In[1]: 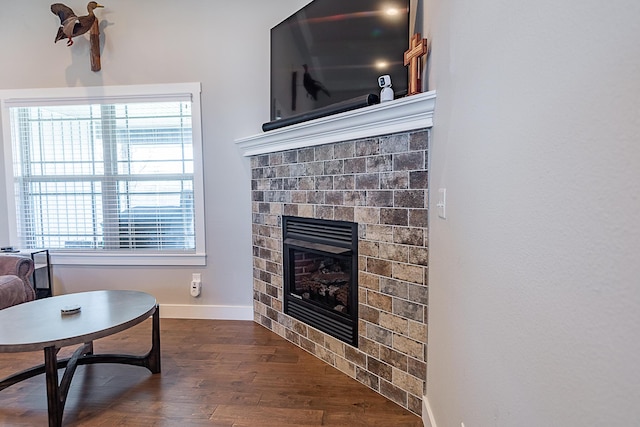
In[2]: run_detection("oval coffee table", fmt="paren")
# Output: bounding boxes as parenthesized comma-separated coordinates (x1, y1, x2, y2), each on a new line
(0, 290, 161, 427)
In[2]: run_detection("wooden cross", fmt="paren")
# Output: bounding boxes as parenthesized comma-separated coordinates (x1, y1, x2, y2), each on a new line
(404, 33, 428, 95)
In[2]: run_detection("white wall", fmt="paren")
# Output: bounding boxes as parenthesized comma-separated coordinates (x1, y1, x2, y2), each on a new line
(424, 0, 640, 425)
(0, 0, 310, 316)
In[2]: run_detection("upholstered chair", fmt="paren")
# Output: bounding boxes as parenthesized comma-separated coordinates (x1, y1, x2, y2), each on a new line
(0, 255, 36, 310)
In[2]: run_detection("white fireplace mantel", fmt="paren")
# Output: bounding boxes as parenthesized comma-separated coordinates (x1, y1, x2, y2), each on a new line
(235, 91, 436, 157)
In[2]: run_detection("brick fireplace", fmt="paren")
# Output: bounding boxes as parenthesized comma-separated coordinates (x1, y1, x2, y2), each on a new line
(248, 125, 430, 416)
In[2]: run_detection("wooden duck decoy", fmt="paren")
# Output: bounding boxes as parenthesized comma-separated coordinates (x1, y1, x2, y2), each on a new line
(51, 2, 104, 46)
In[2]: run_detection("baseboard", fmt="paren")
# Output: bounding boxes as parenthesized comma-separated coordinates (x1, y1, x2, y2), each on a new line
(422, 394, 437, 427)
(159, 304, 253, 320)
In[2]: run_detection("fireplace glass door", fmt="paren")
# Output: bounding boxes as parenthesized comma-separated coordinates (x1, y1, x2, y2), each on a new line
(282, 216, 358, 346)
(290, 248, 352, 316)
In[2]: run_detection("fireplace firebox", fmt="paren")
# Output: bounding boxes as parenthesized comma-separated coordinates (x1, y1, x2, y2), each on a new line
(282, 216, 358, 346)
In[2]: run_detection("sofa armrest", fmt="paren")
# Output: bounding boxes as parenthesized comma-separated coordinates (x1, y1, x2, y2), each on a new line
(0, 255, 35, 288)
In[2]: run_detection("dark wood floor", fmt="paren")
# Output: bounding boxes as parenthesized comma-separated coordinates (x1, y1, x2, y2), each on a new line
(0, 319, 422, 426)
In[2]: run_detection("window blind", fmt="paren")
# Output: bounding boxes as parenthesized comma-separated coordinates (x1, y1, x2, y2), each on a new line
(8, 99, 196, 252)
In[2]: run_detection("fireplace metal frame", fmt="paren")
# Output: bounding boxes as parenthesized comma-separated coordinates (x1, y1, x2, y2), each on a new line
(282, 216, 358, 346)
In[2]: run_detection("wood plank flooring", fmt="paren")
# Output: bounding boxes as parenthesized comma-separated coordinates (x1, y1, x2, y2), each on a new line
(0, 319, 422, 426)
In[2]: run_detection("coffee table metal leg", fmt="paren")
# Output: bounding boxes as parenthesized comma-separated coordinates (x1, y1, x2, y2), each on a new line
(44, 342, 93, 427)
(147, 304, 161, 374)
(44, 346, 62, 427)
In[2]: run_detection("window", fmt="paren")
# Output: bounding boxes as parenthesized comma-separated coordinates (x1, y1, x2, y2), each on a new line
(1, 83, 205, 265)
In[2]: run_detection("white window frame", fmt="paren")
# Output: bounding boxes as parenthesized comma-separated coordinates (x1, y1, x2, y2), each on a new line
(1, 82, 206, 266)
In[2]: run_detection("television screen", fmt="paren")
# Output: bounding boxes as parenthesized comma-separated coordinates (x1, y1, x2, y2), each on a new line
(269, 0, 410, 123)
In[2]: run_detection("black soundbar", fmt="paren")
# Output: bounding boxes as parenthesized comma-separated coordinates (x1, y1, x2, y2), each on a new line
(262, 93, 380, 132)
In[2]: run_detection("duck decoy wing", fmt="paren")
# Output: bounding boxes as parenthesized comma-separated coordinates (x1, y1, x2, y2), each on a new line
(51, 3, 76, 23)
(54, 27, 66, 43)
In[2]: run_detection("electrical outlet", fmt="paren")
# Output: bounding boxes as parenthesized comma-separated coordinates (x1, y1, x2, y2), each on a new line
(190, 273, 201, 297)
(190, 281, 201, 297)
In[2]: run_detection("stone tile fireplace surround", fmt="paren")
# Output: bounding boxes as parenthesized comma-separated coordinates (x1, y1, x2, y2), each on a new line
(236, 92, 435, 416)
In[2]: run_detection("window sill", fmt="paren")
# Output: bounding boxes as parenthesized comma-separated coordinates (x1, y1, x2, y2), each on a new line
(50, 252, 206, 266)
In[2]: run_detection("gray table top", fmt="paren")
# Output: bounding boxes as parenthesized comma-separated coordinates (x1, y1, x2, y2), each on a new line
(0, 290, 157, 353)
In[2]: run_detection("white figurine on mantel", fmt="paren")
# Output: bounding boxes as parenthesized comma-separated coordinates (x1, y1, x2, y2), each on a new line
(378, 74, 394, 102)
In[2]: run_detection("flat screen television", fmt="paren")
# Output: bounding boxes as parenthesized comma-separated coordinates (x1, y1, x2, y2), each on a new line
(267, 0, 410, 129)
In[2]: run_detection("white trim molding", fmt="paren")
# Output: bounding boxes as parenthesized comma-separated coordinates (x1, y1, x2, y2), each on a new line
(422, 394, 438, 427)
(235, 91, 436, 156)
